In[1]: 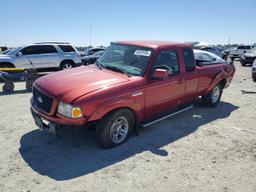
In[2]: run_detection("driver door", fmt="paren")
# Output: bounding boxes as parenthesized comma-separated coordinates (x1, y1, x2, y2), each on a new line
(15, 45, 41, 69)
(145, 49, 185, 118)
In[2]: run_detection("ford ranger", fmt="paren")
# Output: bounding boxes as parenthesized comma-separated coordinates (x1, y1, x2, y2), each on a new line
(30, 41, 235, 148)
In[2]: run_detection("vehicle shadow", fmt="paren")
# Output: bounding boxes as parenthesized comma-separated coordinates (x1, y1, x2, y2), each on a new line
(19, 101, 238, 181)
(0, 89, 31, 96)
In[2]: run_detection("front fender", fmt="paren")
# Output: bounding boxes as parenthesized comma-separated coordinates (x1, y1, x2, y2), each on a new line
(204, 70, 227, 95)
(0, 57, 12, 63)
(88, 96, 144, 123)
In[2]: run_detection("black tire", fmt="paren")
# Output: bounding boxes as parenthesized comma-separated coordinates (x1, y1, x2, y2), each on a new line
(95, 109, 135, 148)
(60, 61, 74, 70)
(241, 61, 246, 66)
(2, 82, 14, 93)
(202, 84, 223, 107)
(25, 80, 34, 91)
(252, 74, 256, 82)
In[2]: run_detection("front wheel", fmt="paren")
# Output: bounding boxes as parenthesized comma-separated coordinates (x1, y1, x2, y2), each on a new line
(60, 61, 74, 70)
(95, 109, 135, 148)
(202, 84, 223, 107)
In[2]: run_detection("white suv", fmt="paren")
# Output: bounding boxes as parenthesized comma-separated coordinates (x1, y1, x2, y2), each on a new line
(0, 42, 82, 70)
(229, 45, 254, 61)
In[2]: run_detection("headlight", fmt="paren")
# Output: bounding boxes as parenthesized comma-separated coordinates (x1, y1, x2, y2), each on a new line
(57, 101, 82, 118)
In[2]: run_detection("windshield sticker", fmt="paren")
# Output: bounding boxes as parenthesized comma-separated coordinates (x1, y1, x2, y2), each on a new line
(134, 50, 151, 57)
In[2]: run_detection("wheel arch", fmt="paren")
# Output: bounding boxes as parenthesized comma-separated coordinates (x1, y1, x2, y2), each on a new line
(203, 71, 227, 95)
(60, 59, 75, 66)
(0, 62, 15, 68)
(87, 98, 143, 124)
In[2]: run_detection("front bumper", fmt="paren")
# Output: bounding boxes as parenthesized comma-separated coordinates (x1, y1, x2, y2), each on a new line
(31, 98, 88, 126)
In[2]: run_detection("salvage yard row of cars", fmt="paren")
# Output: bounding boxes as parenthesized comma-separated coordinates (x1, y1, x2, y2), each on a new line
(2, 40, 256, 148)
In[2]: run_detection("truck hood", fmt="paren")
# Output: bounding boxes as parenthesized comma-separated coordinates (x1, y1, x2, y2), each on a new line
(35, 65, 130, 103)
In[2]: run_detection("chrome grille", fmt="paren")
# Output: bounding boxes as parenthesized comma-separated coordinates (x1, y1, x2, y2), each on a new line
(33, 87, 53, 113)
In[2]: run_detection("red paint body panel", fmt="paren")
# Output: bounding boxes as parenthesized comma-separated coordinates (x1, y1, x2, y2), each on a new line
(30, 41, 235, 126)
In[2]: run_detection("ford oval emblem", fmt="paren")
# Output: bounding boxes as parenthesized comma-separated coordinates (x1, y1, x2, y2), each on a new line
(37, 97, 43, 103)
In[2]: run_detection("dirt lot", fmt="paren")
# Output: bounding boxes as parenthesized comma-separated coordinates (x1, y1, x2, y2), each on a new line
(0, 61, 255, 192)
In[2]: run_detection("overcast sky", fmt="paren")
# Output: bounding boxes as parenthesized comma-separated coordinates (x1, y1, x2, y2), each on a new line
(1, 0, 255, 47)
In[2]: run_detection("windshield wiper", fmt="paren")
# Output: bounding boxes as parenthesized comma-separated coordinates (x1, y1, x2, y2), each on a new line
(95, 61, 102, 70)
(104, 65, 131, 77)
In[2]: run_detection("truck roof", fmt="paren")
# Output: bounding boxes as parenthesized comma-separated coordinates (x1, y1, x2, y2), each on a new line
(115, 40, 190, 49)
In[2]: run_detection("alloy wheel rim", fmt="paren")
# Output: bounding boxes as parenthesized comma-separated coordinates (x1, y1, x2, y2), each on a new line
(110, 116, 129, 144)
(211, 86, 220, 103)
(63, 64, 73, 69)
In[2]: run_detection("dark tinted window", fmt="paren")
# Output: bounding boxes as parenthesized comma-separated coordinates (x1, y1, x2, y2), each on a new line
(183, 48, 196, 71)
(39, 45, 58, 54)
(237, 46, 251, 49)
(58, 45, 75, 52)
(153, 50, 180, 75)
(21, 45, 57, 55)
(21, 46, 40, 55)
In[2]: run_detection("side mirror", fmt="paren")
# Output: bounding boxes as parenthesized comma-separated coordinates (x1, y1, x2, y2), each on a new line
(151, 68, 168, 80)
(16, 52, 23, 56)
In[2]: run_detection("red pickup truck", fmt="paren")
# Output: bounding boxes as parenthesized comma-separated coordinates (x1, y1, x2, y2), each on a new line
(30, 41, 235, 148)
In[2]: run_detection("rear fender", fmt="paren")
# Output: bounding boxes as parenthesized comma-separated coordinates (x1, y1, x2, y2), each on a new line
(203, 70, 227, 95)
(88, 96, 144, 123)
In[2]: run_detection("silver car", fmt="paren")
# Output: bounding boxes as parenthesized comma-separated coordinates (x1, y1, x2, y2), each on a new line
(0, 42, 82, 70)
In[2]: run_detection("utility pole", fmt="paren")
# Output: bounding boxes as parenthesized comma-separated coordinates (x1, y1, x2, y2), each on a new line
(89, 24, 92, 47)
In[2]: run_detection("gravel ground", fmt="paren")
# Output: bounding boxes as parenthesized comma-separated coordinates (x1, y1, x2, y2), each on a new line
(0, 61, 255, 192)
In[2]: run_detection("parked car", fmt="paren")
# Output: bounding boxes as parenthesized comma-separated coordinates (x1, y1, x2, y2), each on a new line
(82, 50, 104, 65)
(240, 47, 256, 66)
(30, 40, 235, 148)
(198, 46, 223, 59)
(1, 49, 14, 55)
(82, 47, 105, 57)
(0, 42, 82, 70)
(229, 45, 253, 61)
(252, 60, 256, 82)
(194, 49, 228, 65)
(0, 46, 8, 53)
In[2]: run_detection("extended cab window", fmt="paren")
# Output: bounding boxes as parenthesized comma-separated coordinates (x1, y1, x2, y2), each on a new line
(153, 50, 179, 75)
(183, 48, 196, 71)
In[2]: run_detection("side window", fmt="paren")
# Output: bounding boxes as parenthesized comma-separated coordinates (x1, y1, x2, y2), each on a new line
(183, 48, 196, 71)
(39, 45, 58, 54)
(58, 45, 75, 52)
(21, 46, 39, 55)
(153, 49, 179, 75)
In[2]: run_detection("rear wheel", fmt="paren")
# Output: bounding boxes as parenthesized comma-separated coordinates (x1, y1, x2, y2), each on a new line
(95, 109, 135, 148)
(202, 84, 223, 107)
(252, 74, 256, 82)
(60, 61, 74, 70)
(2, 82, 14, 93)
(240, 61, 246, 66)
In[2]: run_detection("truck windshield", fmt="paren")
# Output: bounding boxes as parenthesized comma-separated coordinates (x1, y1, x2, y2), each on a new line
(98, 43, 153, 76)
